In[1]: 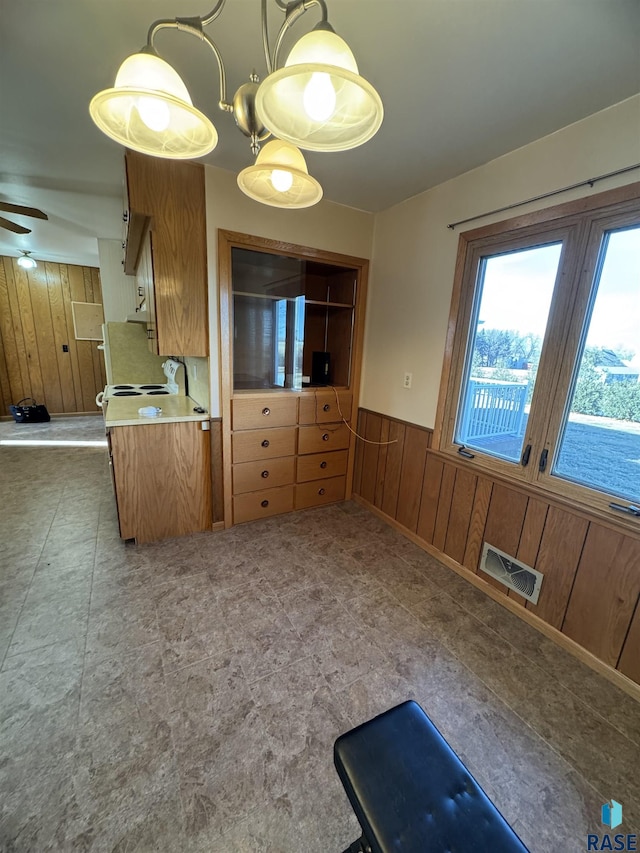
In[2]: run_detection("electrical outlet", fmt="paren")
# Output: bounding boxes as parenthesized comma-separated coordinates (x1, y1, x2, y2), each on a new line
(403, 372, 412, 389)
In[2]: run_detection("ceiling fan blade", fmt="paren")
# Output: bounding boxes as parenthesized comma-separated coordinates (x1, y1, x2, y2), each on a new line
(0, 216, 31, 234)
(0, 202, 48, 220)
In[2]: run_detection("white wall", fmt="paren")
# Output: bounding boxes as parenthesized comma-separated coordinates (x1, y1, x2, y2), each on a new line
(204, 165, 375, 416)
(362, 94, 640, 428)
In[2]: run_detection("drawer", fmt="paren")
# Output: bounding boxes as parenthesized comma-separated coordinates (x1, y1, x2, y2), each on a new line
(233, 456, 295, 494)
(295, 476, 346, 510)
(234, 485, 294, 524)
(296, 450, 348, 483)
(232, 427, 297, 463)
(298, 423, 350, 455)
(298, 392, 352, 425)
(232, 396, 298, 430)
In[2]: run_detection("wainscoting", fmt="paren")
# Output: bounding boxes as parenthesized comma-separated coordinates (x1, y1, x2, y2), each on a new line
(352, 408, 640, 693)
(0, 256, 106, 416)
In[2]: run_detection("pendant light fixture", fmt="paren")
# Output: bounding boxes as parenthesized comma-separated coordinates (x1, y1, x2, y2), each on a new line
(17, 251, 37, 270)
(255, 22, 383, 152)
(90, 48, 218, 159)
(237, 140, 322, 208)
(89, 0, 383, 207)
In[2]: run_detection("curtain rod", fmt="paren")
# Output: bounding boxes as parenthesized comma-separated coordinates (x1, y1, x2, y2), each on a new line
(446, 162, 640, 230)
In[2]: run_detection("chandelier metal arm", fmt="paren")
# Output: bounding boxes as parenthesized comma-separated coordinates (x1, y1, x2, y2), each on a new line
(262, 0, 273, 74)
(272, 0, 328, 69)
(147, 15, 232, 111)
(201, 0, 227, 27)
(274, 0, 326, 16)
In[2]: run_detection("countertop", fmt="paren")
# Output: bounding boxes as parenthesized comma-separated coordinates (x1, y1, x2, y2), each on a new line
(105, 395, 208, 428)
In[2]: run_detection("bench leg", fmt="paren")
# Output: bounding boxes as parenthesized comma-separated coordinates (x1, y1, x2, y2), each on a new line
(341, 837, 372, 853)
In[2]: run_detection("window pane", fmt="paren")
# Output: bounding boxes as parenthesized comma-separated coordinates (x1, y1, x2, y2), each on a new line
(455, 243, 562, 462)
(554, 225, 640, 502)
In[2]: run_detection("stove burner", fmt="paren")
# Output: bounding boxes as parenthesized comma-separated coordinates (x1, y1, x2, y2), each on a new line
(147, 390, 169, 395)
(113, 390, 142, 396)
(139, 385, 165, 390)
(114, 384, 134, 390)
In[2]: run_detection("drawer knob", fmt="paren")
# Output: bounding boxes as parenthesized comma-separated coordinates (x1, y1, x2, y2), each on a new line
(320, 461, 327, 469)
(323, 403, 330, 412)
(318, 488, 326, 496)
(262, 407, 270, 416)
(261, 439, 270, 447)
(261, 499, 269, 507)
(261, 470, 269, 478)
(322, 433, 329, 441)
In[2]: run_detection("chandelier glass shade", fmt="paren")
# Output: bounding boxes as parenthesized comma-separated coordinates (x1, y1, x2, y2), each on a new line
(237, 140, 322, 208)
(255, 27, 383, 152)
(89, 52, 218, 159)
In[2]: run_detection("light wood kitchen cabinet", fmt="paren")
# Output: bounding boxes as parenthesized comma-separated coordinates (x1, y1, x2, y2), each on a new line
(219, 231, 368, 528)
(123, 150, 208, 356)
(109, 420, 212, 544)
(227, 391, 356, 524)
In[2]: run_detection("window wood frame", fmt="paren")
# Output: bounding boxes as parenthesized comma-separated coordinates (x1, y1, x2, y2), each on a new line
(434, 181, 640, 531)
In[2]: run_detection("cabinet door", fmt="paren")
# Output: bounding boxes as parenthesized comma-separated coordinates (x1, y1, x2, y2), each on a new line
(135, 228, 157, 354)
(110, 421, 212, 543)
(232, 396, 298, 430)
(298, 423, 350, 455)
(298, 392, 351, 424)
(232, 427, 297, 463)
(295, 476, 346, 509)
(125, 151, 208, 356)
(233, 456, 295, 494)
(296, 450, 348, 482)
(233, 485, 295, 524)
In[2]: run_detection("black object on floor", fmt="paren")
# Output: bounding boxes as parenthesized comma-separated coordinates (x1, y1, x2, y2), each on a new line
(334, 700, 530, 853)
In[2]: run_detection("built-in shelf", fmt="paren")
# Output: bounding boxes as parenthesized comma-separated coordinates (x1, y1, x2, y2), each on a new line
(305, 300, 354, 308)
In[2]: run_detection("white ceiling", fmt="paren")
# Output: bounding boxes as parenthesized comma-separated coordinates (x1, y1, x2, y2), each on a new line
(1, 0, 639, 266)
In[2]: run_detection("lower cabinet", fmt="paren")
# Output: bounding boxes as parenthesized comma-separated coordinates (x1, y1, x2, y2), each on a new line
(228, 392, 353, 525)
(109, 420, 212, 544)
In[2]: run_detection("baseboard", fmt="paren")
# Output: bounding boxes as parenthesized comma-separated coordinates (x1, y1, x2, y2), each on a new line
(353, 493, 640, 704)
(210, 521, 225, 532)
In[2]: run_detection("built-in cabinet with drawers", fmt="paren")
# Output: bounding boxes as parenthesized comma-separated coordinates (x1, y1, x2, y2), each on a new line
(230, 390, 352, 523)
(219, 230, 368, 527)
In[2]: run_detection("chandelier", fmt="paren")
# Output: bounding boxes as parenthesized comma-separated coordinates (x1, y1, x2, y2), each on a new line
(89, 0, 383, 209)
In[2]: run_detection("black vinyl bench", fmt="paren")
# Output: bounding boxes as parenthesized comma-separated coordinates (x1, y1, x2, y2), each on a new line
(334, 700, 530, 853)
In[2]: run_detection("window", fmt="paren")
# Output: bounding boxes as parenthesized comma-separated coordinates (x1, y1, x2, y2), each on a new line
(438, 183, 640, 525)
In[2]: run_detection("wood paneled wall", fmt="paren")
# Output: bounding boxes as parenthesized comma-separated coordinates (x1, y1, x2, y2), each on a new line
(0, 256, 106, 416)
(353, 408, 640, 688)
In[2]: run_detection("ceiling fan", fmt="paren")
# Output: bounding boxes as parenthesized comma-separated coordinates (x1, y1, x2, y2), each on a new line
(0, 201, 48, 234)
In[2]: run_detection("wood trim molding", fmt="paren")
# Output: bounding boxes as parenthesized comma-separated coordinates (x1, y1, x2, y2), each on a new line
(217, 229, 370, 270)
(218, 230, 234, 529)
(353, 491, 640, 704)
(358, 407, 434, 435)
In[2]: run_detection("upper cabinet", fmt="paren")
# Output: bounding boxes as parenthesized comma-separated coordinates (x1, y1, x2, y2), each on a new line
(123, 150, 209, 356)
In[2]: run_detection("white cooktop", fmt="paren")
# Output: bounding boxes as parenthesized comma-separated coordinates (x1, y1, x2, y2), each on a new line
(104, 383, 178, 398)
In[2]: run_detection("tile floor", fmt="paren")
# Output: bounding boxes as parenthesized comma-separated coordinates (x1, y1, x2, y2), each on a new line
(1, 416, 639, 852)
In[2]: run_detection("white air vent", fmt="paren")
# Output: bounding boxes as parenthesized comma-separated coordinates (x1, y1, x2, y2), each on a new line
(480, 543, 543, 604)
